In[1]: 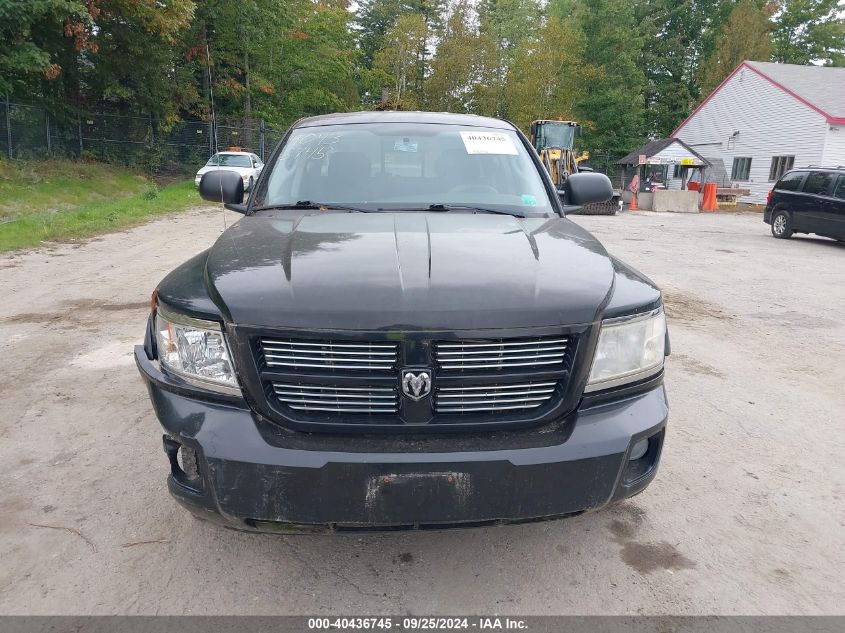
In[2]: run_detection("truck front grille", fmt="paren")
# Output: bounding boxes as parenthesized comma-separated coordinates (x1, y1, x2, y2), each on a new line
(435, 381, 557, 413)
(260, 338, 398, 372)
(271, 382, 398, 414)
(244, 328, 581, 432)
(433, 336, 569, 372)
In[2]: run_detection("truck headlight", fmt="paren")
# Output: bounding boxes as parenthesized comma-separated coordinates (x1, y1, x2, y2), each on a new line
(155, 304, 240, 394)
(585, 308, 666, 392)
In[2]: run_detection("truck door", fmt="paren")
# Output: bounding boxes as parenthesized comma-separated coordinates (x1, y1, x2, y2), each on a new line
(827, 175, 845, 240)
(801, 171, 837, 236)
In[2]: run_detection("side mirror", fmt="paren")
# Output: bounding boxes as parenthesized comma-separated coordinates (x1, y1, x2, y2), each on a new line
(199, 170, 245, 208)
(559, 172, 613, 207)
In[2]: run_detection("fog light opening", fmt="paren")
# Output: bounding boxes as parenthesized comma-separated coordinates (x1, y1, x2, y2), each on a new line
(629, 438, 649, 461)
(163, 435, 202, 490)
(177, 445, 200, 480)
(622, 430, 664, 486)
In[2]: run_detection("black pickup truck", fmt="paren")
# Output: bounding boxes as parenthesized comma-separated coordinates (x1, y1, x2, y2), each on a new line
(135, 111, 669, 532)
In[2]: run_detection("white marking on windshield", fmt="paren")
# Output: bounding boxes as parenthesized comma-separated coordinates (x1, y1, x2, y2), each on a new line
(460, 131, 518, 155)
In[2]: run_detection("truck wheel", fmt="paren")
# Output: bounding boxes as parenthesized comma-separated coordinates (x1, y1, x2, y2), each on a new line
(771, 209, 793, 239)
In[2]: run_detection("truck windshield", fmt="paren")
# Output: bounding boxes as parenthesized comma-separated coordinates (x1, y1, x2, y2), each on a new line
(255, 123, 553, 215)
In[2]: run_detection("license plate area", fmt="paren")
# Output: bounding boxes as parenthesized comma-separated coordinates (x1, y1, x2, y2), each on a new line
(364, 471, 472, 518)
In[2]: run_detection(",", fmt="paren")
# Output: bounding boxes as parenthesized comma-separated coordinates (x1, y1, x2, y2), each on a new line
(194, 151, 263, 192)
(135, 111, 670, 532)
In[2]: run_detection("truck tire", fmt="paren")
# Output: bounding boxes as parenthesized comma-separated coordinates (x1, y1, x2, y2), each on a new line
(771, 209, 793, 239)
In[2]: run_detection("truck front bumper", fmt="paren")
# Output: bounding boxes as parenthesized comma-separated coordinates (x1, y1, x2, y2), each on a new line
(136, 346, 668, 532)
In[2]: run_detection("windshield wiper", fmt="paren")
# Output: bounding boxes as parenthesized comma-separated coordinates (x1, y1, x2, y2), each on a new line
(252, 201, 375, 213)
(424, 204, 527, 217)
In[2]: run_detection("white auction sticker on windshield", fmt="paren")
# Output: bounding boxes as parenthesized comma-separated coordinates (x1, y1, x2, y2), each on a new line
(460, 131, 518, 155)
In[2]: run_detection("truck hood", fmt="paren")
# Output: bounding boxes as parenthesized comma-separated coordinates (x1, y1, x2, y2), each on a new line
(204, 212, 616, 330)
